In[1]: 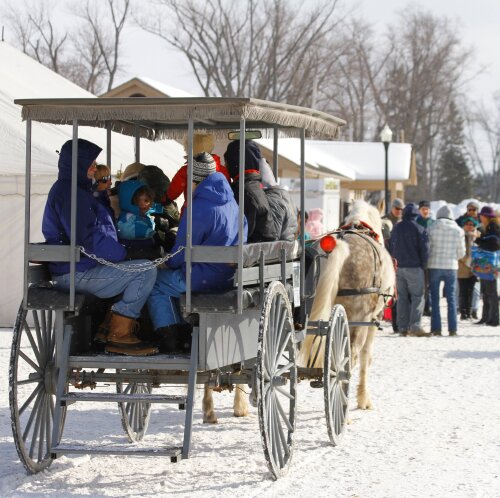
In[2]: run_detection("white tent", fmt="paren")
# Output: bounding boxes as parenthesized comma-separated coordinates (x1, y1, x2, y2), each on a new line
(0, 42, 185, 326)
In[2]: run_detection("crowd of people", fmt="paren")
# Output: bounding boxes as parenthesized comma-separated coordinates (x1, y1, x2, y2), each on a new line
(385, 199, 500, 336)
(42, 135, 297, 356)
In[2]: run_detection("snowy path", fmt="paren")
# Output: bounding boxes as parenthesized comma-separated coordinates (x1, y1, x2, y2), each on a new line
(1, 313, 499, 497)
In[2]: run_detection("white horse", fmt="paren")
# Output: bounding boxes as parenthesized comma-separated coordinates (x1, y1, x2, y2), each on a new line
(298, 200, 395, 409)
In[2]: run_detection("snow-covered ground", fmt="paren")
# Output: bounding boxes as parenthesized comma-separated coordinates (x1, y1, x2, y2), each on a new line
(1, 305, 499, 498)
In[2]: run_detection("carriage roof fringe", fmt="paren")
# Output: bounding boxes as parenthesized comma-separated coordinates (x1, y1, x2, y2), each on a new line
(16, 97, 346, 140)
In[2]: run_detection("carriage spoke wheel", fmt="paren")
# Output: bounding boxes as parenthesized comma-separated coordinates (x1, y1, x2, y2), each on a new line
(324, 304, 351, 446)
(117, 371, 152, 442)
(257, 281, 297, 480)
(9, 306, 65, 473)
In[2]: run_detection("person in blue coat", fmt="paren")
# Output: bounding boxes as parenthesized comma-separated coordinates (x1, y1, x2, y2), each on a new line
(389, 203, 430, 336)
(147, 152, 248, 353)
(42, 138, 158, 356)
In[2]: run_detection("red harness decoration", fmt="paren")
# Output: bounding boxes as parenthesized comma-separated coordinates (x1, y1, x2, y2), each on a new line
(339, 221, 381, 243)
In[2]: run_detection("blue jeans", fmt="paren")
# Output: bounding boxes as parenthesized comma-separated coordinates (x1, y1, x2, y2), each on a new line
(147, 268, 186, 330)
(396, 267, 425, 332)
(429, 269, 457, 333)
(53, 261, 157, 319)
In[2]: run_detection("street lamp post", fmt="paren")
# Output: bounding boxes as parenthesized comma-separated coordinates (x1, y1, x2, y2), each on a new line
(380, 124, 393, 216)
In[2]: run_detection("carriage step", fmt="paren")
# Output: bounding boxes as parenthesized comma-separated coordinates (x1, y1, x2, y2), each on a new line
(68, 354, 191, 371)
(51, 443, 183, 461)
(61, 393, 187, 404)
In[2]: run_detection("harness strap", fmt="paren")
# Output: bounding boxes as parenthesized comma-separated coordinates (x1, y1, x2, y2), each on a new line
(337, 287, 380, 296)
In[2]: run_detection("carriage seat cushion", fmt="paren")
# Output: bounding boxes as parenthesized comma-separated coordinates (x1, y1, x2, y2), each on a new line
(242, 240, 300, 268)
(179, 287, 261, 313)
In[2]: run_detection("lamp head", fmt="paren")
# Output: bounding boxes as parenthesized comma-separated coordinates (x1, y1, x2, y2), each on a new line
(380, 124, 393, 143)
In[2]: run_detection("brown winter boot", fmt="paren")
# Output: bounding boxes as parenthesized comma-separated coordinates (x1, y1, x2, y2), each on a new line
(105, 313, 158, 356)
(94, 309, 113, 343)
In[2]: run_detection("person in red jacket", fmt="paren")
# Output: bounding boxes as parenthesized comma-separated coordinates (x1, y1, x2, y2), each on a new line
(167, 133, 230, 214)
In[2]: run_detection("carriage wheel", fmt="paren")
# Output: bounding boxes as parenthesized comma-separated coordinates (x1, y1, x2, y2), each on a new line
(324, 304, 351, 446)
(257, 281, 297, 480)
(9, 306, 66, 473)
(117, 372, 152, 442)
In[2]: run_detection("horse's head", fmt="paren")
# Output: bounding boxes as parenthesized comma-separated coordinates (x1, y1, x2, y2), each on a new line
(344, 200, 384, 243)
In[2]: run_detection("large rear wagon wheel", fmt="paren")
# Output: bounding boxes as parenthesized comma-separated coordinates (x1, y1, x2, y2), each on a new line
(9, 306, 66, 474)
(117, 373, 152, 443)
(324, 304, 351, 446)
(257, 281, 297, 480)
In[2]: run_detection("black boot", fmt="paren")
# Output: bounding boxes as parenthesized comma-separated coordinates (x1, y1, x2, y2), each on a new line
(155, 324, 192, 354)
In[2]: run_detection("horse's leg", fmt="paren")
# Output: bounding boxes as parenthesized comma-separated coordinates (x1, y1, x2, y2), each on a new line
(233, 384, 249, 417)
(349, 325, 365, 369)
(202, 385, 218, 424)
(357, 327, 376, 410)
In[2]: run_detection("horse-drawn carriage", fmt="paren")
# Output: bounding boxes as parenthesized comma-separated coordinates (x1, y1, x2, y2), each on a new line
(10, 97, 355, 480)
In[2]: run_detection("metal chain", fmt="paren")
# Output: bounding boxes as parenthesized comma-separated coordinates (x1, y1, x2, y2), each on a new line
(79, 246, 185, 273)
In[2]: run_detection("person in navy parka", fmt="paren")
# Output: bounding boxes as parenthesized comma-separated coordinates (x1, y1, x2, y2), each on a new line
(42, 139, 158, 356)
(147, 152, 247, 353)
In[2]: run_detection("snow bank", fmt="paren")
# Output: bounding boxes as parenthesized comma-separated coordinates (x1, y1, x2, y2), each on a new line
(0, 304, 499, 497)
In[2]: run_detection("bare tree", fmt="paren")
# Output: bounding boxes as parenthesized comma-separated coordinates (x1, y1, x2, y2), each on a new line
(137, 0, 342, 103)
(2, 0, 131, 94)
(466, 95, 500, 200)
(75, 0, 131, 92)
(3, 1, 69, 73)
(364, 7, 474, 199)
(317, 19, 388, 141)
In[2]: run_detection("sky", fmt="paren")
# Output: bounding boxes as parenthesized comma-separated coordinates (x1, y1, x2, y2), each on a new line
(117, 0, 500, 103)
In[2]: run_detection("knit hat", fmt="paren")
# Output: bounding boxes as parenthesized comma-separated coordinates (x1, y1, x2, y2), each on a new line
(392, 198, 404, 209)
(418, 200, 430, 208)
(224, 140, 262, 179)
(479, 206, 496, 218)
(461, 216, 479, 227)
(467, 200, 480, 209)
(437, 205, 453, 220)
(192, 152, 216, 183)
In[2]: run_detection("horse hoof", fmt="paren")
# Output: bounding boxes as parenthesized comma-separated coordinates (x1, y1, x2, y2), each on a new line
(357, 400, 373, 410)
(203, 414, 218, 424)
(233, 409, 249, 418)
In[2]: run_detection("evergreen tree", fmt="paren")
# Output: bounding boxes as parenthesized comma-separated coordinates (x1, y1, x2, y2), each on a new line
(434, 101, 473, 202)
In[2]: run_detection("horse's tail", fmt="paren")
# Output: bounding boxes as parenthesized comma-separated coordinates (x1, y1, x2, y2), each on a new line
(297, 239, 350, 368)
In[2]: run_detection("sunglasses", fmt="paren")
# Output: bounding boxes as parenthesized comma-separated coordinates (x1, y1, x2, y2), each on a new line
(97, 176, 111, 184)
(394, 207, 403, 211)
(467, 207, 477, 211)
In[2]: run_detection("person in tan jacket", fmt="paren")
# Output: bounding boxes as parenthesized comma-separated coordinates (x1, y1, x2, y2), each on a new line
(457, 217, 479, 320)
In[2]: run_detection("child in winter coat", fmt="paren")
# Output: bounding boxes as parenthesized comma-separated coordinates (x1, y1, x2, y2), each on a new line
(458, 217, 479, 319)
(305, 208, 324, 238)
(93, 164, 114, 218)
(116, 180, 156, 242)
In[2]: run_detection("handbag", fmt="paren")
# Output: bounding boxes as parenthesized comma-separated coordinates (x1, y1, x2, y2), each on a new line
(471, 247, 500, 281)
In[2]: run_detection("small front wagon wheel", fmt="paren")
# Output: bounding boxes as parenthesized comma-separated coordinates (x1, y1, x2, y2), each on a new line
(117, 372, 152, 442)
(324, 304, 351, 446)
(257, 281, 297, 480)
(9, 305, 66, 474)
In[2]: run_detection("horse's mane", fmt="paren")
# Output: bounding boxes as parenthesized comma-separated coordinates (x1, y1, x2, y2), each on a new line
(344, 200, 383, 242)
